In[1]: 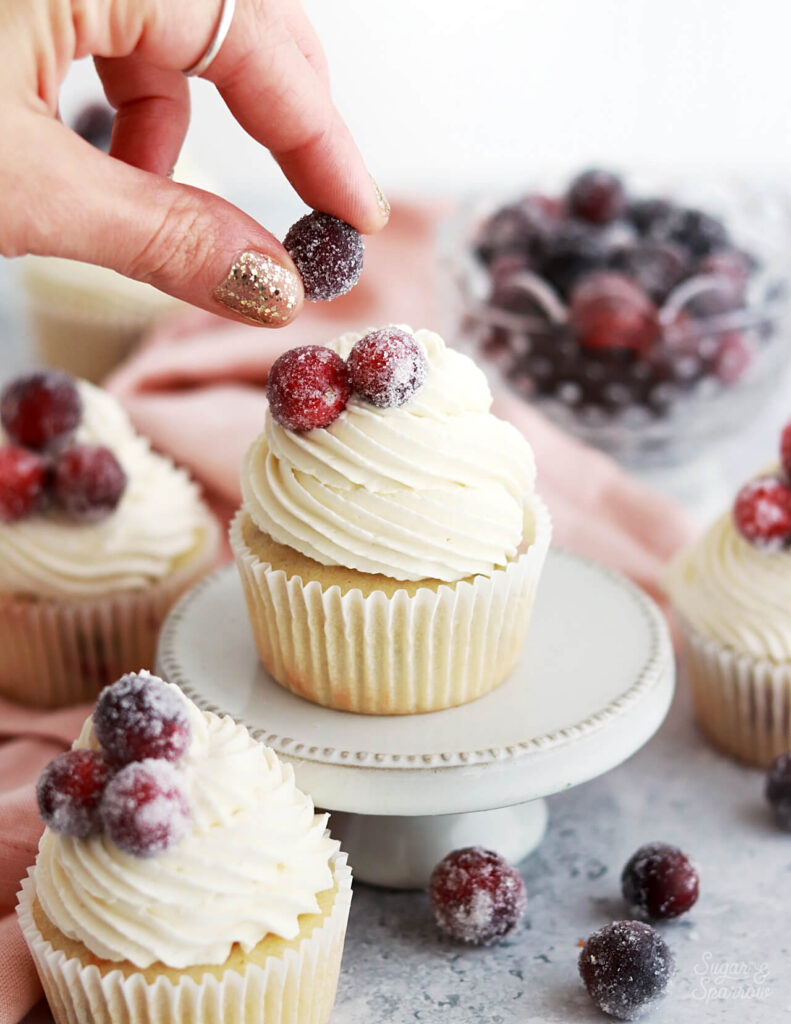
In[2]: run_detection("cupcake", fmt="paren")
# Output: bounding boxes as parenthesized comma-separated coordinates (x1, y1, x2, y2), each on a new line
(17, 672, 351, 1024)
(0, 370, 219, 707)
(231, 325, 551, 714)
(665, 422, 791, 766)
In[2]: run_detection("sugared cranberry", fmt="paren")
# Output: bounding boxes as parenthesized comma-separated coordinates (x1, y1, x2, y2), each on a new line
(100, 759, 190, 857)
(579, 921, 674, 1021)
(283, 211, 363, 302)
(699, 249, 752, 294)
(609, 242, 688, 305)
(656, 207, 729, 259)
(567, 169, 626, 225)
(1, 371, 82, 451)
(474, 197, 550, 267)
(53, 444, 126, 522)
(93, 673, 192, 766)
(0, 446, 48, 522)
(429, 846, 527, 946)
(766, 751, 791, 830)
(347, 328, 427, 408)
(733, 475, 791, 549)
(569, 273, 660, 353)
(540, 222, 608, 298)
(37, 749, 113, 838)
(267, 345, 350, 431)
(621, 842, 700, 921)
(714, 332, 753, 384)
(781, 422, 791, 481)
(72, 102, 114, 152)
(627, 198, 674, 236)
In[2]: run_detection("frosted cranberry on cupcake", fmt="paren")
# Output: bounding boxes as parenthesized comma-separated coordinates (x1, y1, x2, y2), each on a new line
(17, 672, 351, 1024)
(231, 325, 551, 714)
(665, 421, 791, 766)
(0, 370, 219, 707)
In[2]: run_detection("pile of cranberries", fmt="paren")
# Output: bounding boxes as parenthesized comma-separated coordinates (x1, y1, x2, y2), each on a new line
(266, 327, 427, 431)
(429, 839, 699, 1019)
(471, 168, 769, 424)
(0, 371, 127, 524)
(37, 673, 192, 858)
(732, 420, 791, 549)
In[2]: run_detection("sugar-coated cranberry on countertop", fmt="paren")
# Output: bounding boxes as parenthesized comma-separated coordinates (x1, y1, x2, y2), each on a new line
(94, 673, 192, 766)
(733, 475, 791, 549)
(53, 444, 127, 523)
(429, 846, 527, 946)
(1, 371, 82, 451)
(621, 842, 700, 920)
(100, 759, 190, 858)
(567, 169, 626, 225)
(766, 751, 791, 831)
(0, 446, 48, 523)
(37, 749, 114, 838)
(283, 211, 363, 302)
(347, 328, 427, 408)
(267, 345, 351, 431)
(569, 273, 660, 353)
(579, 920, 674, 1021)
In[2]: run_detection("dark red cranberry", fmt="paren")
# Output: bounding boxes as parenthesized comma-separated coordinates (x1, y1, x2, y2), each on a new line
(267, 345, 350, 431)
(540, 222, 608, 298)
(0, 446, 48, 523)
(621, 842, 700, 921)
(569, 273, 660, 353)
(733, 475, 791, 549)
(72, 102, 114, 152)
(699, 249, 752, 293)
(656, 207, 729, 259)
(100, 759, 190, 857)
(781, 422, 791, 481)
(53, 444, 126, 522)
(627, 198, 675, 236)
(766, 751, 791, 830)
(714, 332, 753, 384)
(579, 921, 674, 1021)
(93, 672, 192, 766)
(609, 242, 688, 305)
(1, 371, 82, 451)
(283, 211, 363, 302)
(429, 846, 527, 945)
(347, 328, 427, 408)
(474, 197, 551, 266)
(37, 749, 113, 838)
(567, 169, 626, 225)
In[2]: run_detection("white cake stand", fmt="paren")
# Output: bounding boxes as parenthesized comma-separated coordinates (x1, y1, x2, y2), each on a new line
(156, 550, 674, 889)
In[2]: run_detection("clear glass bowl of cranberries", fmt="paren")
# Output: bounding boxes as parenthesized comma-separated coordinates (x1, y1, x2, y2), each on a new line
(443, 169, 791, 467)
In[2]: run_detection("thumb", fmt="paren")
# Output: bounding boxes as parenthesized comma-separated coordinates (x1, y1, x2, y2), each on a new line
(9, 115, 303, 327)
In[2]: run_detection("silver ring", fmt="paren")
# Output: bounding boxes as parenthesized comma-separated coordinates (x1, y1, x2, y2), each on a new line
(183, 0, 237, 77)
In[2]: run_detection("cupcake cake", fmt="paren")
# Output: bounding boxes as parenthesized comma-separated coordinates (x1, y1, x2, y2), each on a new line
(665, 421, 791, 766)
(231, 325, 551, 714)
(0, 371, 219, 707)
(17, 671, 351, 1024)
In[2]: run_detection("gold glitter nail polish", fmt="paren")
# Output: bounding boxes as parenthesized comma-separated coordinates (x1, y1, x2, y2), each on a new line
(214, 252, 301, 325)
(371, 176, 391, 221)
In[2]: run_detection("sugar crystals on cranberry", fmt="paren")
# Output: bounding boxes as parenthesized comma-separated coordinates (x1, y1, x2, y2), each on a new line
(94, 672, 192, 766)
(733, 475, 791, 549)
(1, 371, 82, 452)
(37, 749, 114, 838)
(579, 920, 674, 1021)
(621, 842, 700, 920)
(347, 328, 427, 408)
(100, 759, 190, 857)
(267, 345, 351, 431)
(53, 444, 127, 522)
(283, 211, 364, 302)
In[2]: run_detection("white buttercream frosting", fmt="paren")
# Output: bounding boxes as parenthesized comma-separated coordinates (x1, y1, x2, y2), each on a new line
(242, 327, 537, 582)
(0, 381, 211, 598)
(665, 500, 791, 662)
(35, 681, 338, 968)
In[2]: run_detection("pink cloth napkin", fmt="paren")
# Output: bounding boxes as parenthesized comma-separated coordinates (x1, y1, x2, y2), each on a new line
(0, 202, 696, 1022)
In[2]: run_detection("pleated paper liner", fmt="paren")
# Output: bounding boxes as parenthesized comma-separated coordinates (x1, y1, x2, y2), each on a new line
(231, 497, 552, 715)
(0, 516, 220, 708)
(17, 851, 352, 1024)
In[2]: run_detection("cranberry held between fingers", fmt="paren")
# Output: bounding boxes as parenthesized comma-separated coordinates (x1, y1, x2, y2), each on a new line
(93, 673, 192, 766)
(267, 345, 351, 431)
(347, 328, 427, 408)
(733, 475, 791, 550)
(621, 842, 700, 920)
(1, 371, 82, 451)
(283, 211, 364, 302)
(101, 759, 190, 857)
(0, 446, 48, 522)
(37, 749, 113, 838)
(53, 444, 127, 522)
(429, 846, 527, 945)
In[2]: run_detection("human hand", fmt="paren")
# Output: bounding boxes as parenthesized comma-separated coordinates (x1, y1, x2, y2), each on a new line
(0, 0, 389, 326)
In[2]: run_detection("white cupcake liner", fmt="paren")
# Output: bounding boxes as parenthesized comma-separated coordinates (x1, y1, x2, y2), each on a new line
(17, 852, 352, 1024)
(231, 498, 551, 715)
(0, 517, 220, 708)
(678, 620, 791, 768)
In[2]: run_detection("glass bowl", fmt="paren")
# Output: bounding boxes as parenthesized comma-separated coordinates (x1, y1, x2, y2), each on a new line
(441, 173, 791, 469)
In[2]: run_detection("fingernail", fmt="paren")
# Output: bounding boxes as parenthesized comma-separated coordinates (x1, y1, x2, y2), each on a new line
(214, 252, 301, 325)
(371, 176, 390, 222)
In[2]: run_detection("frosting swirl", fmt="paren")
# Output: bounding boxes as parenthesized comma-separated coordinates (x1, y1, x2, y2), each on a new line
(242, 327, 537, 582)
(0, 381, 211, 598)
(35, 683, 337, 968)
(665, 499, 791, 661)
